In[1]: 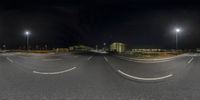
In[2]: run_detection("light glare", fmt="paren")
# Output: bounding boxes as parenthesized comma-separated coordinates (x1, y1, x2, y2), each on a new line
(25, 31, 30, 35)
(175, 28, 181, 33)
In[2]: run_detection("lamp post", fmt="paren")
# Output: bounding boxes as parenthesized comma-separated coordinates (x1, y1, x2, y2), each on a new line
(175, 28, 181, 50)
(103, 43, 106, 51)
(25, 31, 30, 50)
(95, 45, 98, 50)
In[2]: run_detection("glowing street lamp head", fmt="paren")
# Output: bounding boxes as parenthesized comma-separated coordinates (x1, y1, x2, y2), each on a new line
(25, 31, 30, 35)
(175, 28, 181, 33)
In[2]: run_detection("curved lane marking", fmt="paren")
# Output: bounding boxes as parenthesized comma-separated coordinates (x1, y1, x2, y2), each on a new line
(132, 59, 174, 63)
(118, 70, 173, 81)
(118, 57, 175, 63)
(117, 54, 189, 63)
(33, 67, 76, 75)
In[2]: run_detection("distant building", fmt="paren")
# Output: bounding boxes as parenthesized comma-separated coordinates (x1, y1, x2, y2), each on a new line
(110, 42, 126, 53)
(68, 45, 93, 52)
(53, 48, 69, 53)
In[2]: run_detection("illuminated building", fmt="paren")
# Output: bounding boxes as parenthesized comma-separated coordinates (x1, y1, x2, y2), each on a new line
(110, 42, 125, 53)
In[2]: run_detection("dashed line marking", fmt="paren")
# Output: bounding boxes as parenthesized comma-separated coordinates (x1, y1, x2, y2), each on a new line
(87, 56, 93, 61)
(187, 57, 193, 64)
(6, 57, 14, 63)
(33, 67, 77, 75)
(104, 56, 108, 62)
(118, 70, 173, 81)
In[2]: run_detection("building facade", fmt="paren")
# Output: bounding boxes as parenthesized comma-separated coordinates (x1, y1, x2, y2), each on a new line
(110, 42, 125, 53)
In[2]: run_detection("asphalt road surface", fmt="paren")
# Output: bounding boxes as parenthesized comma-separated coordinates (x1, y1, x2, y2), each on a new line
(0, 52, 200, 100)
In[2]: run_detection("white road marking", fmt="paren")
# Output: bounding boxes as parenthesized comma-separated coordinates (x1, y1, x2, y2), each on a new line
(33, 67, 77, 75)
(118, 57, 175, 63)
(104, 56, 108, 62)
(132, 59, 174, 63)
(117, 54, 188, 63)
(87, 56, 93, 60)
(187, 57, 193, 64)
(121, 54, 188, 60)
(118, 70, 173, 81)
(6, 57, 14, 63)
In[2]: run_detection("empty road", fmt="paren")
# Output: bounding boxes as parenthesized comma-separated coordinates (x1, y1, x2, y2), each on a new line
(0, 52, 200, 100)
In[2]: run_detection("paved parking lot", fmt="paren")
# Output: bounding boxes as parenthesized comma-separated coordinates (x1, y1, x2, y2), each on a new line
(0, 52, 200, 100)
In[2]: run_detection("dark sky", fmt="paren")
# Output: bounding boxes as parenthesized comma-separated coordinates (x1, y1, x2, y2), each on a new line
(0, 0, 200, 49)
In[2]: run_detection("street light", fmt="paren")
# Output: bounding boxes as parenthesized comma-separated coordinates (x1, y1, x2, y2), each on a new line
(25, 31, 30, 50)
(103, 43, 106, 51)
(95, 45, 98, 50)
(175, 28, 181, 50)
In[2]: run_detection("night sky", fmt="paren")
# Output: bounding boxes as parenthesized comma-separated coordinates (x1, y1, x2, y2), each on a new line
(0, 1, 200, 49)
